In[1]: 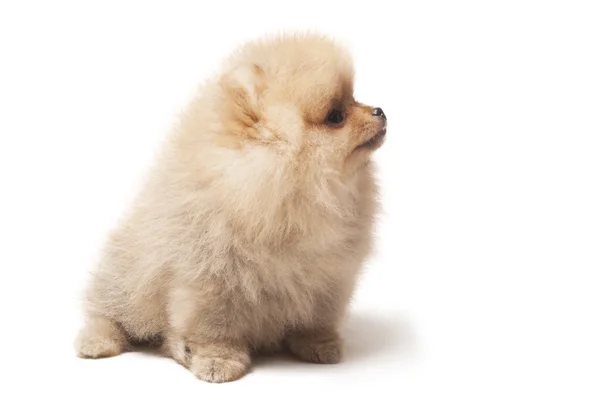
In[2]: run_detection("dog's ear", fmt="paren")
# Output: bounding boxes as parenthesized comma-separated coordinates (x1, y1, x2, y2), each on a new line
(220, 63, 266, 136)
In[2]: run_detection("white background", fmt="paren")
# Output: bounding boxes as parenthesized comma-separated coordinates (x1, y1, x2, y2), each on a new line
(1, 0, 599, 398)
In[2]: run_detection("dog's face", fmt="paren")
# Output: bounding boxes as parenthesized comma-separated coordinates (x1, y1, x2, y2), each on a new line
(218, 35, 386, 176)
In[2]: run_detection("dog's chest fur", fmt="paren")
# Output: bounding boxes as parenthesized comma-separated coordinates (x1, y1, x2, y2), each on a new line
(192, 187, 372, 348)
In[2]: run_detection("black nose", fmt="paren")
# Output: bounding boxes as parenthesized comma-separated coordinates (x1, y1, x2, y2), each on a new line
(372, 107, 386, 120)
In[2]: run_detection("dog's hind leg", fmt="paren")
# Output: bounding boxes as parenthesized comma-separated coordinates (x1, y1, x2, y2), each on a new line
(75, 314, 127, 358)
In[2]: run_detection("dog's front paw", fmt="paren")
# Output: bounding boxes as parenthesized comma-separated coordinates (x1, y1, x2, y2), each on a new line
(190, 355, 249, 383)
(286, 331, 342, 364)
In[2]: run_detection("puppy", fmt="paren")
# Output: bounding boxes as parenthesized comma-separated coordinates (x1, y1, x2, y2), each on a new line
(75, 33, 387, 383)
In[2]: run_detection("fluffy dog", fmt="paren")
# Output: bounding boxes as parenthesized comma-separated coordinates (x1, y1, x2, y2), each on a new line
(76, 33, 387, 383)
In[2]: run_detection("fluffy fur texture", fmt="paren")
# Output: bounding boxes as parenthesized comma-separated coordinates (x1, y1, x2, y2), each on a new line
(76, 33, 387, 383)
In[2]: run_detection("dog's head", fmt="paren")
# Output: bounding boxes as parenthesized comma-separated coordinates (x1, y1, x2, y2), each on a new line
(217, 34, 386, 177)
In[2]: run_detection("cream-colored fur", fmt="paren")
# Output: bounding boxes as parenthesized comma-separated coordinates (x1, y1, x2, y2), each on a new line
(76, 33, 386, 383)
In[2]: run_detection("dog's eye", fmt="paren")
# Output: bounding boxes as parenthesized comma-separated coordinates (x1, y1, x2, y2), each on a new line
(325, 109, 344, 125)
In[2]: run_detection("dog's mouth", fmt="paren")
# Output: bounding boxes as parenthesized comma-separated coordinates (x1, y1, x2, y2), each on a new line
(355, 128, 386, 150)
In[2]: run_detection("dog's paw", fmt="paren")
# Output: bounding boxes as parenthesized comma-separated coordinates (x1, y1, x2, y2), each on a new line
(287, 333, 342, 364)
(190, 355, 249, 383)
(75, 317, 126, 358)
